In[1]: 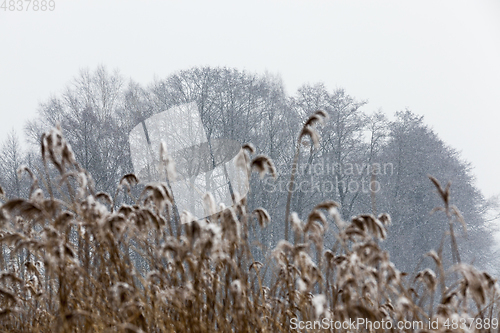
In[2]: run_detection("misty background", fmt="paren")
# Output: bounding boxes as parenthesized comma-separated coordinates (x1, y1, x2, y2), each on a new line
(1, 1, 500, 272)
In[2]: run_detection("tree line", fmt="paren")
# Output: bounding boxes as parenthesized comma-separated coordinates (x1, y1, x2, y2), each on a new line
(1, 65, 496, 273)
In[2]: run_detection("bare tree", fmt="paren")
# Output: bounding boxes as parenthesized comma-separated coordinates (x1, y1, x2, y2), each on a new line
(25, 66, 132, 194)
(291, 84, 371, 219)
(0, 131, 27, 198)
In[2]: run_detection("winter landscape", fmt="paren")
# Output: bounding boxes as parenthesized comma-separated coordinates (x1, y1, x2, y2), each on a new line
(1, 1, 499, 332)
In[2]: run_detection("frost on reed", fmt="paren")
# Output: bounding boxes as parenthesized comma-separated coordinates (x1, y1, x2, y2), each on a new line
(0, 120, 497, 333)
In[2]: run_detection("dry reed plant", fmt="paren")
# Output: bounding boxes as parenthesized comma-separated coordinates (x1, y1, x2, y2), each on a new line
(0, 119, 497, 332)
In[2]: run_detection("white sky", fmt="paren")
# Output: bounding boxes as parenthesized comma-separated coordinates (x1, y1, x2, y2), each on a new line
(1, 0, 499, 199)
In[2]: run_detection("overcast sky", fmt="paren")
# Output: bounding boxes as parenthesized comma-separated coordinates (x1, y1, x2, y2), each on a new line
(1, 0, 499, 199)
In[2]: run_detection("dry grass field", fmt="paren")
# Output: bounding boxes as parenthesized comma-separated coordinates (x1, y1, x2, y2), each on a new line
(0, 114, 497, 332)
